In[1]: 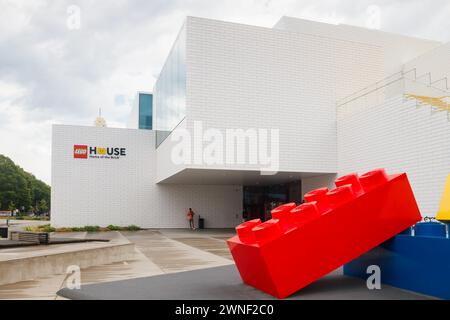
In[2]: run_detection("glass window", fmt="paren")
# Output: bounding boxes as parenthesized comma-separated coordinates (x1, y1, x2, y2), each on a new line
(138, 93, 153, 130)
(154, 23, 186, 146)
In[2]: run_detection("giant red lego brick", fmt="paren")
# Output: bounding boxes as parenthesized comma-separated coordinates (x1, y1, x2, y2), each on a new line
(227, 169, 422, 298)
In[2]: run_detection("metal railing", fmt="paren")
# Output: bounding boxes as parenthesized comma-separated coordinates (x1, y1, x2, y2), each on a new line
(336, 68, 450, 108)
(155, 116, 186, 148)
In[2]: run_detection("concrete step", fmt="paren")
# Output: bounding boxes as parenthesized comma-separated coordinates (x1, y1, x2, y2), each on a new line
(0, 232, 136, 286)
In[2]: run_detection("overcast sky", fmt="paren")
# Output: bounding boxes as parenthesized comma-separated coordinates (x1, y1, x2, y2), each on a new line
(1, 0, 449, 184)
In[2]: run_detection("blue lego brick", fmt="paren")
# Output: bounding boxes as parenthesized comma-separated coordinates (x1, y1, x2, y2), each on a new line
(344, 222, 450, 300)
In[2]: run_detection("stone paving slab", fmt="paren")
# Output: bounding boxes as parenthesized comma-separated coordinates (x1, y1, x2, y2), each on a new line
(122, 230, 233, 273)
(0, 229, 232, 299)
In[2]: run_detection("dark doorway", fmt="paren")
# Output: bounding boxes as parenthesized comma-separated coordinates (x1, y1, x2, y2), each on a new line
(243, 181, 302, 221)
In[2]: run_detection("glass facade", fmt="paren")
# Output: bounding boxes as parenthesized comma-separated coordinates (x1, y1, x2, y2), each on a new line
(138, 93, 153, 130)
(243, 181, 302, 221)
(153, 23, 186, 146)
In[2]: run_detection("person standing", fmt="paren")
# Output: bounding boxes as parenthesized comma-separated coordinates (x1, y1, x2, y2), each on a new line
(187, 208, 195, 230)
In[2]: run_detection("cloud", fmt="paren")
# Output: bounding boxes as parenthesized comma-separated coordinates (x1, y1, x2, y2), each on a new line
(0, 0, 449, 184)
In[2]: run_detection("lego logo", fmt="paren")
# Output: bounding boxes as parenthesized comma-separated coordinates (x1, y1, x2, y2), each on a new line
(74, 145, 88, 159)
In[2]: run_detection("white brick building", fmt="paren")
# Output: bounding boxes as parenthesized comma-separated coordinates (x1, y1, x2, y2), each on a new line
(52, 16, 449, 228)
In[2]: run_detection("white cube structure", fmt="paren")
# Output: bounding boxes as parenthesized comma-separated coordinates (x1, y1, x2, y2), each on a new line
(52, 16, 449, 227)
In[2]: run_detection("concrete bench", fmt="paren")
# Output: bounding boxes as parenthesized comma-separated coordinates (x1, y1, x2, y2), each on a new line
(10, 231, 49, 244)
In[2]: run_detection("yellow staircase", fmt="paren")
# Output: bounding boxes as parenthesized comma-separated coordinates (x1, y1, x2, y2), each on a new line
(404, 94, 450, 113)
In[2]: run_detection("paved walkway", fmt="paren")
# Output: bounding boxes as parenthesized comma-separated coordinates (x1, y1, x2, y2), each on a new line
(0, 229, 235, 300)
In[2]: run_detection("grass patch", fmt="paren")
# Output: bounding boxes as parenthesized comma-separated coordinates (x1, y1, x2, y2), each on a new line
(24, 224, 55, 233)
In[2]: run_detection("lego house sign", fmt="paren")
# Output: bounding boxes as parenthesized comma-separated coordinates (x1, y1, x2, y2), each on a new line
(73, 145, 126, 160)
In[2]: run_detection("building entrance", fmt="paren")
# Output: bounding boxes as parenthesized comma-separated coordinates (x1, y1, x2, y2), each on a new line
(243, 181, 301, 222)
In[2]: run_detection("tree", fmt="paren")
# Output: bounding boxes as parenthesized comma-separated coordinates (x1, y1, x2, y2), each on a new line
(8, 201, 16, 213)
(0, 155, 50, 212)
(38, 199, 49, 214)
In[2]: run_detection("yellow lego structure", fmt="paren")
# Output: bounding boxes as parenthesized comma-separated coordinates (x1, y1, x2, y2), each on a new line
(437, 174, 450, 222)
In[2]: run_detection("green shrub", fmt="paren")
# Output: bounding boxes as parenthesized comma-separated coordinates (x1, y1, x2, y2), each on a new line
(24, 224, 55, 233)
(125, 225, 141, 231)
(83, 225, 100, 232)
(106, 225, 121, 231)
(40, 225, 56, 233)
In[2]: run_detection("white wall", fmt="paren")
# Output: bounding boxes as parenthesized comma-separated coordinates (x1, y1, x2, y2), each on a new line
(337, 95, 450, 217)
(176, 16, 384, 177)
(155, 119, 188, 183)
(301, 174, 337, 200)
(337, 38, 450, 217)
(274, 16, 441, 76)
(404, 42, 450, 87)
(126, 93, 139, 129)
(51, 125, 242, 228)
